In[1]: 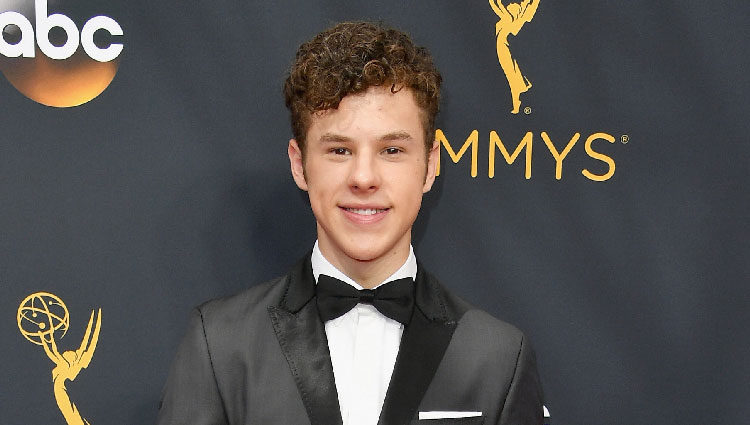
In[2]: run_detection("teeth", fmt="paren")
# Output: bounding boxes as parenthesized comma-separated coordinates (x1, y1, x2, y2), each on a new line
(345, 208, 385, 215)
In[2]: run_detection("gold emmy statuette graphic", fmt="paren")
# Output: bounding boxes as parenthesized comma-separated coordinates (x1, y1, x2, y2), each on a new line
(17, 292, 102, 425)
(489, 0, 540, 114)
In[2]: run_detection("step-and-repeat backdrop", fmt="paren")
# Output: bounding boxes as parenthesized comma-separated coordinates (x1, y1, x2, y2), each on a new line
(2, 1, 747, 424)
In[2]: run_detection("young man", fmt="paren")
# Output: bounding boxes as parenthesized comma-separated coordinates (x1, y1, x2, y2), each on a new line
(157, 21, 544, 425)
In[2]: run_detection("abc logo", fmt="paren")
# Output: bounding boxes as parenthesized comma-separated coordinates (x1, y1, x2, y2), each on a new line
(0, 0, 123, 107)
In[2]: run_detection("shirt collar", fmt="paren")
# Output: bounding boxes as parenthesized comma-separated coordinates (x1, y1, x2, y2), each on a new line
(311, 240, 417, 290)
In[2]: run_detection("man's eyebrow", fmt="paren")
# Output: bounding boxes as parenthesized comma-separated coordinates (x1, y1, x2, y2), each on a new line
(380, 131, 413, 142)
(317, 132, 414, 143)
(318, 133, 353, 144)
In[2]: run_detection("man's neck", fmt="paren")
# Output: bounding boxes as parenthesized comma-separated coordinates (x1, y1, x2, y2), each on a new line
(316, 239, 412, 289)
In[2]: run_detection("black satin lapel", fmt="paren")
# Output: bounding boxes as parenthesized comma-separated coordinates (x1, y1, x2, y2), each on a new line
(268, 255, 342, 425)
(269, 302, 342, 425)
(377, 309, 457, 425)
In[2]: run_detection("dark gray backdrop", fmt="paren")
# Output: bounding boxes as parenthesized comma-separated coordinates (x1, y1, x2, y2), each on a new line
(2, 1, 748, 424)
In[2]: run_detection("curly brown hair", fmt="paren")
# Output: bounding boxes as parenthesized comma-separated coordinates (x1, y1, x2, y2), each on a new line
(283, 21, 442, 155)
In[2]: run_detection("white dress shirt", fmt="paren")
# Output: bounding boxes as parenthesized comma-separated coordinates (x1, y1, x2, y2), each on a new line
(311, 241, 417, 425)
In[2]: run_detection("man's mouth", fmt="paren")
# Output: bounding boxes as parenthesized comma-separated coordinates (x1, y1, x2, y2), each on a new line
(342, 207, 388, 215)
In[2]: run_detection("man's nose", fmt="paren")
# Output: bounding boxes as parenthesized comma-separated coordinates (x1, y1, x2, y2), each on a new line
(348, 153, 380, 191)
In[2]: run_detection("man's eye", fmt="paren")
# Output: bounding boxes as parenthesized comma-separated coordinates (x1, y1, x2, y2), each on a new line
(331, 147, 350, 155)
(384, 147, 402, 154)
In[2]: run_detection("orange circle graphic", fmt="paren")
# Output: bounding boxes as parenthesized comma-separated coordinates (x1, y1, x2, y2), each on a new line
(1, 48, 118, 107)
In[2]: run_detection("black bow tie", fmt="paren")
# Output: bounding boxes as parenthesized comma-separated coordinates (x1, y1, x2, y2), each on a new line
(315, 274, 415, 324)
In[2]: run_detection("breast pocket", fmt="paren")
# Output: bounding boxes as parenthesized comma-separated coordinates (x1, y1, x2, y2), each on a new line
(411, 417, 484, 425)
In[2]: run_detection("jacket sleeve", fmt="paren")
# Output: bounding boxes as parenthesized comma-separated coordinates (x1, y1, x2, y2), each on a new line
(497, 334, 545, 425)
(156, 308, 229, 425)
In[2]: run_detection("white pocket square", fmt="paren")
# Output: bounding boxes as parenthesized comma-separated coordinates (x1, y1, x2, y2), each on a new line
(419, 411, 482, 420)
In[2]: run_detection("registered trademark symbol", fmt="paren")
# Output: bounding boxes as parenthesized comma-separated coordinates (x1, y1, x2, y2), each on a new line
(621, 134, 630, 144)
(524, 106, 532, 115)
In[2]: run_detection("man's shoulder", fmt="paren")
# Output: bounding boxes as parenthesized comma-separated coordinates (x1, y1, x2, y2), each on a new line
(195, 272, 290, 324)
(423, 269, 526, 345)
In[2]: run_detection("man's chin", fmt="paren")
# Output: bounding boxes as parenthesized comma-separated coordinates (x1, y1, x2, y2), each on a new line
(339, 240, 396, 264)
(345, 247, 385, 263)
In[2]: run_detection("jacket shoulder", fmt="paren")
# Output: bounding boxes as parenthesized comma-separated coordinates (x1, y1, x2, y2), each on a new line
(196, 273, 289, 325)
(423, 269, 526, 345)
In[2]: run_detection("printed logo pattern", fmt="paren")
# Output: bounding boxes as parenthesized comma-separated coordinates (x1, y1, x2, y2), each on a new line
(17, 292, 102, 425)
(0, 0, 122, 107)
(489, 0, 540, 114)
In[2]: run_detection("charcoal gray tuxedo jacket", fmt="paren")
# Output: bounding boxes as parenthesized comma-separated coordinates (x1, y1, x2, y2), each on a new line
(157, 255, 544, 425)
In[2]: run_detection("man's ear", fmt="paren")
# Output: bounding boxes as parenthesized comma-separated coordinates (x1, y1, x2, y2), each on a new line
(423, 140, 439, 193)
(288, 139, 308, 191)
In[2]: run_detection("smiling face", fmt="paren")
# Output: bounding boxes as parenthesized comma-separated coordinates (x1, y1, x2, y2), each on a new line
(288, 86, 438, 287)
